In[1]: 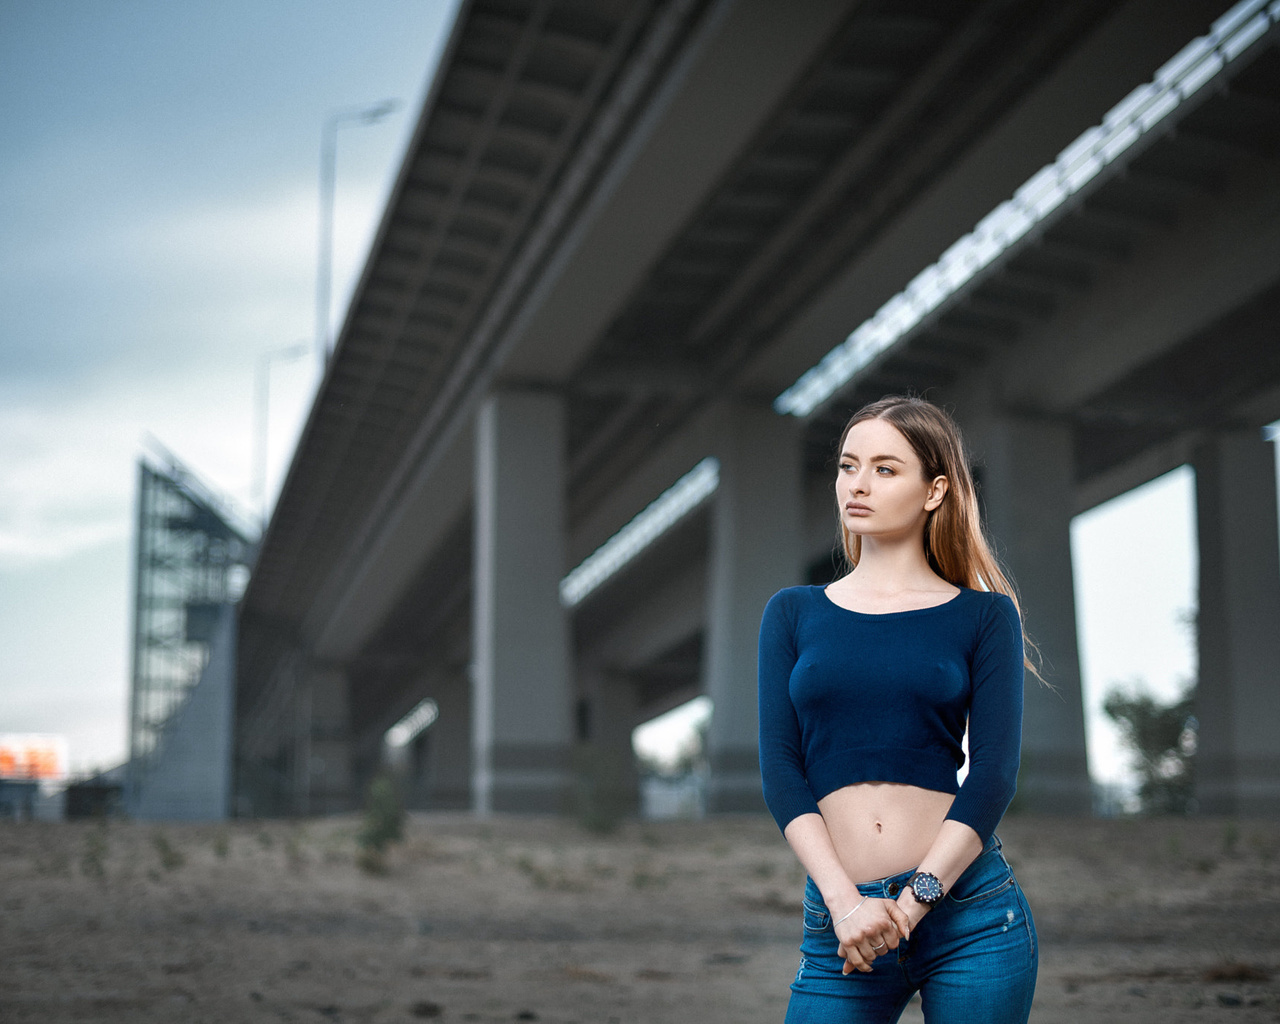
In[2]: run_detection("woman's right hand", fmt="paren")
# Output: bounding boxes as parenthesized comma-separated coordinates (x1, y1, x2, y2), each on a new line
(833, 897, 911, 974)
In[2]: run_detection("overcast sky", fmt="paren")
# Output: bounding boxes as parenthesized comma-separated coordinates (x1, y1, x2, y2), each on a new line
(0, 0, 460, 774)
(0, 0, 1240, 793)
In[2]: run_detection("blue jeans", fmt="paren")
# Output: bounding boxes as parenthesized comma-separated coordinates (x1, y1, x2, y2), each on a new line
(785, 835, 1037, 1023)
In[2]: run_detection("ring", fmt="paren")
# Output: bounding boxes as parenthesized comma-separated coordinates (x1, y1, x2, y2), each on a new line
(870, 941, 885, 949)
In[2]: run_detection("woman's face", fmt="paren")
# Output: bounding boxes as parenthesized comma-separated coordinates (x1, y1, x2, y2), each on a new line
(836, 417, 947, 542)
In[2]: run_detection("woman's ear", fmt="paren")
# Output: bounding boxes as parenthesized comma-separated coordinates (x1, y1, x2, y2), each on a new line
(924, 476, 949, 511)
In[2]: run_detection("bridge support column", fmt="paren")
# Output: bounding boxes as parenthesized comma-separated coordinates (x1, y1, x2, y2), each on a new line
(422, 669, 472, 810)
(472, 390, 574, 813)
(301, 665, 354, 814)
(975, 414, 1092, 814)
(1193, 430, 1280, 815)
(575, 665, 641, 824)
(705, 402, 802, 812)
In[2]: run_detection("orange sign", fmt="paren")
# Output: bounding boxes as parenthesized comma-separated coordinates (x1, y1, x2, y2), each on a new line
(0, 735, 67, 780)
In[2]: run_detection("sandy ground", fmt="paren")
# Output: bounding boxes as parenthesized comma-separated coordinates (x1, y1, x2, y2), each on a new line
(1, 812, 1278, 1023)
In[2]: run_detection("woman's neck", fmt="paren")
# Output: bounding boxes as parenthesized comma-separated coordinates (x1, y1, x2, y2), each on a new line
(845, 535, 947, 595)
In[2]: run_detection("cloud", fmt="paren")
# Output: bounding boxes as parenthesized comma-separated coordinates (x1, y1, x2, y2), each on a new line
(1, 169, 389, 377)
(0, 396, 134, 566)
(0, 0, 461, 779)
(0, 352, 306, 568)
(0, 536, 131, 773)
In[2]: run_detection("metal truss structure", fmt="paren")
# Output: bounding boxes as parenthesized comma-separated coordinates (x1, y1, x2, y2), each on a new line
(126, 446, 254, 795)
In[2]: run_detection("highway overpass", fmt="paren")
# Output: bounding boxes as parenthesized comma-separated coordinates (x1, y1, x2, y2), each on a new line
(235, 0, 1280, 818)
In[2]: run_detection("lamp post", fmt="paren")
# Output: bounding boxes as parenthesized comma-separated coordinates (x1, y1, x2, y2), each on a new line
(252, 342, 311, 530)
(315, 99, 399, 372)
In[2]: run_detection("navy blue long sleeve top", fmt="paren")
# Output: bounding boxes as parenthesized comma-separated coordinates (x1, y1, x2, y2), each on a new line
(757, 585, 1024, 843)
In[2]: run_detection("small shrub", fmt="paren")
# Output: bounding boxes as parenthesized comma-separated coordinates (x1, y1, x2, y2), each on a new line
(284, 830, 306, 873)
(514, 855, 550, 885)
(631, 868, 665, 889)
(151, 830, 185, 871)
(573, 744, 626, 834)
(1250, 833, 1276, 863)
(80, 823, 109, 879)
(356, 775, 405, 875)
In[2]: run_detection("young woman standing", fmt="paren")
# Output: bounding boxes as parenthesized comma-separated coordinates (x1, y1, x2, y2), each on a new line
(758, 395, 1038, 1023)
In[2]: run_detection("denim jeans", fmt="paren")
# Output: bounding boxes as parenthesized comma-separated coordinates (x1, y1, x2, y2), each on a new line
(785, 835, 1037, 1023)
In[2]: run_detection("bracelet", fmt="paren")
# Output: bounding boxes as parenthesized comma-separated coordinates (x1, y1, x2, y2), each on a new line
(832, 895, 868, 930)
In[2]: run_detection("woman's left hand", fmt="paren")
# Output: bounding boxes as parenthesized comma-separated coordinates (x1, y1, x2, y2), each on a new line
(896, 889, 933, 932)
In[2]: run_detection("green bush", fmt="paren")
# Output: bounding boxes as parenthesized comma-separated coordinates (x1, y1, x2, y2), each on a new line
(151, 829, 185, 871)
(81, 823, 109, 878)
(1103, 681, 1196, 814)
(356, 775, 405, 874)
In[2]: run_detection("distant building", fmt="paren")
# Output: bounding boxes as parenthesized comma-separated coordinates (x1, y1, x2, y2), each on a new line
(125, 444, 253, 820)
(65, 764, 126, 819)
(0, 780, 38, 820)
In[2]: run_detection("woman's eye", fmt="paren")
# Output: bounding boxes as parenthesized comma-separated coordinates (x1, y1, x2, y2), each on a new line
(876, 466, 894, 475)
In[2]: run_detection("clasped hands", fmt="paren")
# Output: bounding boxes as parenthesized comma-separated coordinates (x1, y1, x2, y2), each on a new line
(834, 896, 914, 974)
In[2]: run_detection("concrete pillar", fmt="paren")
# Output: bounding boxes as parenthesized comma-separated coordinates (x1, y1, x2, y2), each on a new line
(976, 414, 1092, 814)
(303, 665, 354, 814)
(1193, 430, 1280, 815)
(575, 663, 641, 825)
(705, 402, 802, 812)
(423, 669, 472, 809)
(472, 390, 574, 813)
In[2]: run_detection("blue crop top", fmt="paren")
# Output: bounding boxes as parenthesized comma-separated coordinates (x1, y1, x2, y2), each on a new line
(757, 585, 1024, 842)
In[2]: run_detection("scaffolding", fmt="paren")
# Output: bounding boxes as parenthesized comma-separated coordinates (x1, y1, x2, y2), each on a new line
(126, 446, 254, 797)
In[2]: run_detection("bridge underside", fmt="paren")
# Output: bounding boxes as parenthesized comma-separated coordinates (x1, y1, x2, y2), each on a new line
(236, 0, 1280, 819)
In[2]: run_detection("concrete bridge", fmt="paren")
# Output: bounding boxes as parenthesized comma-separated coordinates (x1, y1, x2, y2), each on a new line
(235, 0, 1280, 819)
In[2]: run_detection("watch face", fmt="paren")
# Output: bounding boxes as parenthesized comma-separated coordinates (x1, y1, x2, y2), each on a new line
(911, 871, 943, 905)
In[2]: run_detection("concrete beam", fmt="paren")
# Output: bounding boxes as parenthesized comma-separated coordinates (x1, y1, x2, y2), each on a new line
(1003, 157, 1280, 411)
(1072, 432, 1200, 516)
(742, 0, 1229, 396)
(307, 422, 473, 662)
(567, 401, 725, 565)
(500, 0, 856, 384)
(577, 557, 707, 673)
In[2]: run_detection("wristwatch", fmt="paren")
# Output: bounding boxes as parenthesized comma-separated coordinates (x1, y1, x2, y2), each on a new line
(907, 871, 944, 907)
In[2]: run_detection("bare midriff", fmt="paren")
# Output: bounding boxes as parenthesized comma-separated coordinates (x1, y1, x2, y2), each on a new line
(818, 781, 955, 883)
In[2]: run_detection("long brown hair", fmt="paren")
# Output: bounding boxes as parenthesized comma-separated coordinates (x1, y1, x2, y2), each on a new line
(836, 395, 1041, 678)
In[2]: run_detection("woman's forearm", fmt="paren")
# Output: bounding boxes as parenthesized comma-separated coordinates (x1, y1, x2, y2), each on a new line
(896, 818, 984, 924)
(782, 812, 863, 918)
(785, 810, 913, 972)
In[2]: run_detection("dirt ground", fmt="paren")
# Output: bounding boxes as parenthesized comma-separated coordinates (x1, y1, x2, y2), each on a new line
(1, 812, 1277, 1023)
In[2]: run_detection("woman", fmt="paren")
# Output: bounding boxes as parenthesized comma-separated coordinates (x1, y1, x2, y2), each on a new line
(758, 395, 1038, 1023)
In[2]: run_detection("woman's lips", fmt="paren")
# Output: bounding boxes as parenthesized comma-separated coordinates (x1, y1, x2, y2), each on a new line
(845, 502, 872, 516)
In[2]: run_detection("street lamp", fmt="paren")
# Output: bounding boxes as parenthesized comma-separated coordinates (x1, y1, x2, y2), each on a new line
(252, 342, 311, 529)
(315, 99, 400, 372)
